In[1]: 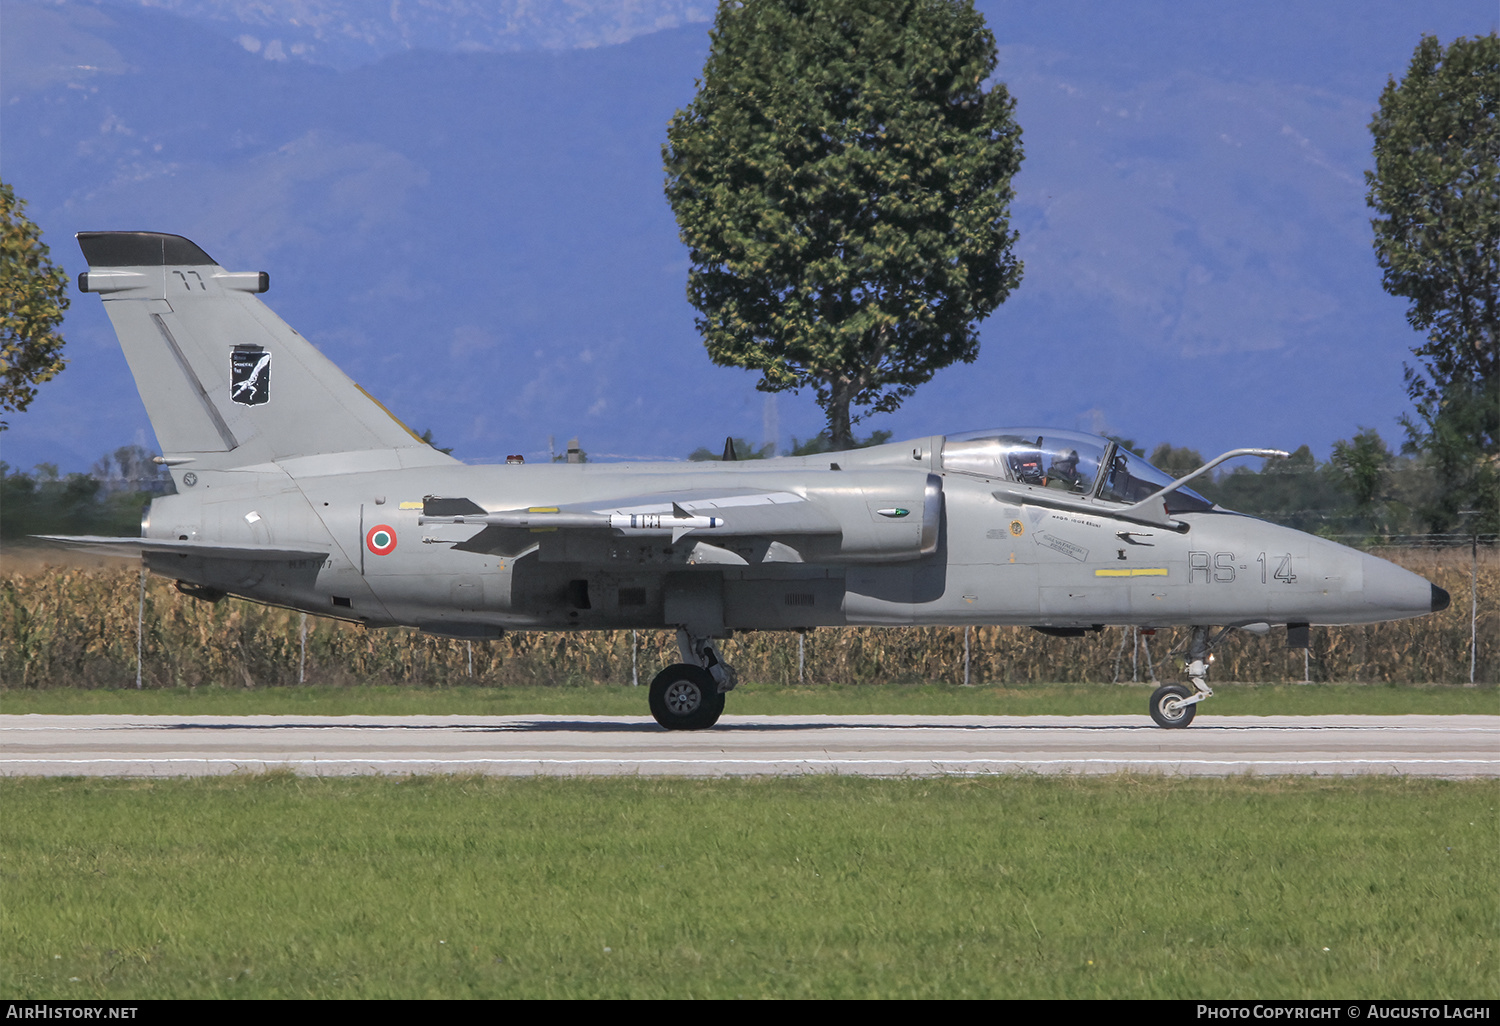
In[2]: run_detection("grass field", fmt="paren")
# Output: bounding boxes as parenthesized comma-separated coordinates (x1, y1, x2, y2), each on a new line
(1, 774, 1492, 999)
(4, 551, 1492, 1000)
(0, 680, 1494, 717)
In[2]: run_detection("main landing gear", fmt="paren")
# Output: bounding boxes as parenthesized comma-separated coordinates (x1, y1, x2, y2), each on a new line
(1148, 625, 1224, 728)
(648, 630, 737, 731)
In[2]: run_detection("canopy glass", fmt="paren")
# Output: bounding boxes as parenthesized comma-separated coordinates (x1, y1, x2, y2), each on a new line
(941, 429, 1213, 512)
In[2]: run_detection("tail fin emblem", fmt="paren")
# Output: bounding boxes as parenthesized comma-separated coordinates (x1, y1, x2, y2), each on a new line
(230, 346, 270, 406)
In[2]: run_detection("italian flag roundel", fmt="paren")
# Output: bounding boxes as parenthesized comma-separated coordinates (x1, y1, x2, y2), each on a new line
(366, 524, 397, 555)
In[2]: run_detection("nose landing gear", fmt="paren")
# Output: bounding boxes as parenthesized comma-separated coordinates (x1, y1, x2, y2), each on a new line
(1149, 682, 1198, 728)
(1148, 625, 1222, 728)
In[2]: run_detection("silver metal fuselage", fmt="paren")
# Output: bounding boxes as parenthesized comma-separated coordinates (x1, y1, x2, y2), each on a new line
(141, 437, 1437, 639)
(63, 230, 1439, 649)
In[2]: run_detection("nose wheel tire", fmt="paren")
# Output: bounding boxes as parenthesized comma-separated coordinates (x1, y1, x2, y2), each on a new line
(1149, 683, 1197, 728)
(649, 663, 726, 730)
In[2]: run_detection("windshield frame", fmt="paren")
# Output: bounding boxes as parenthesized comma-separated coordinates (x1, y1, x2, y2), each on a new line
(940, 428, 1215, 513)
(1095, 441, 1215, 512)
(941, 428, 1109, 497)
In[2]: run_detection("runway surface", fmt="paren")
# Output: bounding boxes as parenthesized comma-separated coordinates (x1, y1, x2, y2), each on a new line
(1, 713, 1496, 778)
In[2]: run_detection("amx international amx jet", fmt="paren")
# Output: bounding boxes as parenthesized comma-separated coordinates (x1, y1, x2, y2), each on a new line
(45, 232, 1450, 729)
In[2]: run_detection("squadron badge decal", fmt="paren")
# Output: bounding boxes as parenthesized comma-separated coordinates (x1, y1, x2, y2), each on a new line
(230, 346, 270, 406)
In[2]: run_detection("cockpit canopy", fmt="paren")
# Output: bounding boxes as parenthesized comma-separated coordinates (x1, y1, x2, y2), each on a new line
(940, 428, 1214, 513)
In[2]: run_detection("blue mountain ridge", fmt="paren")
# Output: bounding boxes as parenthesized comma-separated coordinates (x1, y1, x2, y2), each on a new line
(2, 0, 1493, 473)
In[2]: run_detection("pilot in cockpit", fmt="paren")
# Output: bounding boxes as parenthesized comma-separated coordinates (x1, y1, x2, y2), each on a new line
(1046, 449, 1083, 491)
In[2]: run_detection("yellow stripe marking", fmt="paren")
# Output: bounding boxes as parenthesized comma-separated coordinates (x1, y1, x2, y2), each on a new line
(1094, 568, 1169, 577)
(398, 501, 423, 510)
(354, 383, 428, 445)
(528, 507, 559, 514)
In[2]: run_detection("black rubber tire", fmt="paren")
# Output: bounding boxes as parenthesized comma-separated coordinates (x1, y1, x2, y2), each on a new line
(1149, 683, 1197, 728)
(648, 663, 726, 730)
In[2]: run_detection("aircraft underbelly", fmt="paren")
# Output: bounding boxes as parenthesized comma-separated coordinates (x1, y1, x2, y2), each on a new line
(723, 575, 846, 629)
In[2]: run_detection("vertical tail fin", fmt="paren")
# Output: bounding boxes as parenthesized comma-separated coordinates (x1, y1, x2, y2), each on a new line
(76, 231, 455, 472)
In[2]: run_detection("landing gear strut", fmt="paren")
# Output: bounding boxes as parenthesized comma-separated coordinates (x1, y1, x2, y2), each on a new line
(1148, 625, 1221, 728)
(647, 630, 736, 731)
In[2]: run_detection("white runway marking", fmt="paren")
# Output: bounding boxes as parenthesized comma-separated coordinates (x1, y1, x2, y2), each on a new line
(2, 714, 1496, 778)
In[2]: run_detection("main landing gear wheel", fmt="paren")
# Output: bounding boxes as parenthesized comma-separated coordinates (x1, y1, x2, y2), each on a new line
(1149, 684, 1197, 729)
(649, 663, 725, 731)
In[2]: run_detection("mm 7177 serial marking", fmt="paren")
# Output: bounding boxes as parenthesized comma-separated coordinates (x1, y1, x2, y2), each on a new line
(45, 232, 1450, 730)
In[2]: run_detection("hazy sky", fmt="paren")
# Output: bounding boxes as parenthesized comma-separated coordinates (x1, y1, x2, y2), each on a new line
(3, 0, 1496, 473)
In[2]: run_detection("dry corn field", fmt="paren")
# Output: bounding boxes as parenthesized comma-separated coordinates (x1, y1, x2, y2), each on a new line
(1, 548, 1493, 689)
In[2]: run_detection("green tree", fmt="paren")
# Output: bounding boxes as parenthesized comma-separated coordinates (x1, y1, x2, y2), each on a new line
(1, 456, 178, 540)
(1147, 443, 1205, 479)
(1203, 445, 1346, 535)
(688, 437, 777, 461)
(417, 428, 455, 456)
(1366, 33, 1500, 532)
(1406, 377, 1499, 532)
(1329, 427, 1393, 511)
(1327, 427, 1413, 538)
(1, 463, 100, 539)
(92, 444, 170, 488)
(0, 181, 69, 428)
(789, 428, 892, 456)
(664, 0, 1023, 450)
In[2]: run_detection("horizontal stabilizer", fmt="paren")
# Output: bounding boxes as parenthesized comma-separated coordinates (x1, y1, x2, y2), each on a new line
(34, 535, 329, 563)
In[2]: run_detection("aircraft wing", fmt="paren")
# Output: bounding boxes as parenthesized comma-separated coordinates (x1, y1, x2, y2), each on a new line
(427, 472, 940, 563)
(33, 535, 330, 562)
(425, 489, 846, 558)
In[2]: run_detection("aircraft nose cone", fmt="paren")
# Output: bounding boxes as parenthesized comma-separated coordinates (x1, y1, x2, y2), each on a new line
(1432, 584, 1451, 613)
(1359, 552, 1444, 620)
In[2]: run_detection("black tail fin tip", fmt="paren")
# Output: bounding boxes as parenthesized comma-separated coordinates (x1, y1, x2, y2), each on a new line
(77, 232, 215, 268)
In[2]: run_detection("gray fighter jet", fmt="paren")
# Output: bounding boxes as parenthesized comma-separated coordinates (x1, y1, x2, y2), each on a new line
(45, 232, 1450, 729)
